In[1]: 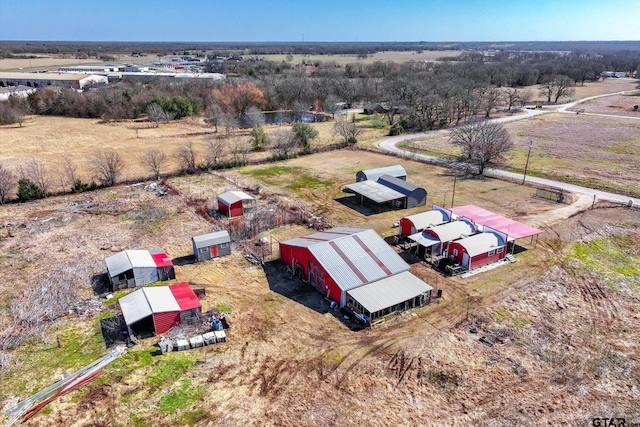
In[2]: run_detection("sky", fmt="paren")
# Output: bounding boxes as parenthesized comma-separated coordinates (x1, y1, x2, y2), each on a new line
(0, 0, 638, 42)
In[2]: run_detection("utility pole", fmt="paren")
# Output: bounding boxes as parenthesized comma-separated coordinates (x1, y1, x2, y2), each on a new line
(451, 175, 457, 207)
(522, 141, 533, 185)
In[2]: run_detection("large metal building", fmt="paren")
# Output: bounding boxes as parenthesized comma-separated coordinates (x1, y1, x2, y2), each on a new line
(105, 249, 175, 290)
(118, 283, 202, 337)
(0, 72, 108, 89)
(279, 227, 433, 325)
(192, 230, 231, 261)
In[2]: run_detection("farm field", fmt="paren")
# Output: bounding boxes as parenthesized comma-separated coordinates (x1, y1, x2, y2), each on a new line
(0, 54, 163, 72)
(0, 148, 639, 426)
(0, 114, 386, 194)
(244, 50, 461, 65)
(402, 108, 640, 198)
(567, 90, 640, 117)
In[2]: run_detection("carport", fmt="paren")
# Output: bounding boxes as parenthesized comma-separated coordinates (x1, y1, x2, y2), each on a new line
(344, 180, 406, 211)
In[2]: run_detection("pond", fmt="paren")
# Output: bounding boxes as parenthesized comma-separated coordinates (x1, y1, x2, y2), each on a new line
(239, 111, 330, 128)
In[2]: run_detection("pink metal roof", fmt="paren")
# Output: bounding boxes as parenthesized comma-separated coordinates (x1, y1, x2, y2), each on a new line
(169, 283, 202, 311)
(448, 205, 542, 240)
(151, 252, 173, 268)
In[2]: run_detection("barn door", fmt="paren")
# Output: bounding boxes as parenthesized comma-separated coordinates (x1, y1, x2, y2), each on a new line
(210, 245, 219, 258)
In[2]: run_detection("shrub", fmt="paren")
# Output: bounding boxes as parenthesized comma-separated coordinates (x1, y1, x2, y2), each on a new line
(17, 178, 44, 201)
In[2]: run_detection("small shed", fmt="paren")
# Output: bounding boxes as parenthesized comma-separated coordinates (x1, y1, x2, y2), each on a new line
(105, 249, 175, 290)
(217, 190, 256, 218)
(447, 231, 506, 271)
(376, 175, 427, 209)
(119, 283, 202, 337)
(192, 230, 231, 261)
(356, 165, 406, 182)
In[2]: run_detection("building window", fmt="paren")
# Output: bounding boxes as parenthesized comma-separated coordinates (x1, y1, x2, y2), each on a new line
(452, 249, 458, 256)
(199, 248, 208, 253)
(497, 247, 503, 254)
(488, 249, 495, 256)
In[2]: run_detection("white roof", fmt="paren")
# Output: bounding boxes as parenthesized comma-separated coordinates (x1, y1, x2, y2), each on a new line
(126, 250, 156, 267)
(408, 232, 440, 248)
(403, 210, 449, 230)
(426, 220, 476, 243)
(217, 190, 255, 205)
(347, 271, 433, 313)
(105, 250, 156, 277)
(345, 180, 405, 203)
(305, 229, 409, 291)
(192, 230, 230, 248)
(455, 232, 505, 257)
(143, 287, 181, 313)
(119, 290, 153, 324)
(359, 165, 406, 181)
(119, 287, 181, 325)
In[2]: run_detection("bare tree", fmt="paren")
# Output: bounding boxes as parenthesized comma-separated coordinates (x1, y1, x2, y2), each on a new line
(205, 103, 224, 132)
(205, 136, 227, 168)
(539, 75, 575, 103)
(220, 112, 239, 138)
(244, 106, 266, 128)
(271, 129, 296, 158)
(21, 159, 52, 197)
(140, 149, 168, 180)
(92, 151, 125, 187)
(177, 141, 199, 174)
(333, 111, 362, 144)
(54, 156, 79, 193)
(229, 137, 251, 165)
(147, 103, 173, 127)
(0, 163, 17, 204)
(449, 120, 513, 175)
(481, 88, 505, 118)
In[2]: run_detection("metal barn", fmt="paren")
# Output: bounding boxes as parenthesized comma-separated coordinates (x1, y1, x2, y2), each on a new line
(119, 283, 202, 337)
(279, 227, 433, 325)
(217, 191, 256, 218)
(376, 175, 427, 209)
(105, 250, 175, 291)
(356, 165, 406, 182)
(192, 230, 231, 261)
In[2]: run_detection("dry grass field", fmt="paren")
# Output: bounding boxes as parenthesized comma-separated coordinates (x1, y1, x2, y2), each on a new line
(0, 54, 163, 71)
(0, 114, 374, 193)
(0, 147, 639, 426)
(568, 91, 640, 117)
(244, 50, 461, 65)
(407, 112, 640, 197)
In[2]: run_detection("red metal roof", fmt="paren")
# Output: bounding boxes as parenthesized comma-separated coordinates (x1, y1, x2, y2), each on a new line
(448, 205, 542, 241)
(151, 252, 173, 268)
(169, 283, 202, 311)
